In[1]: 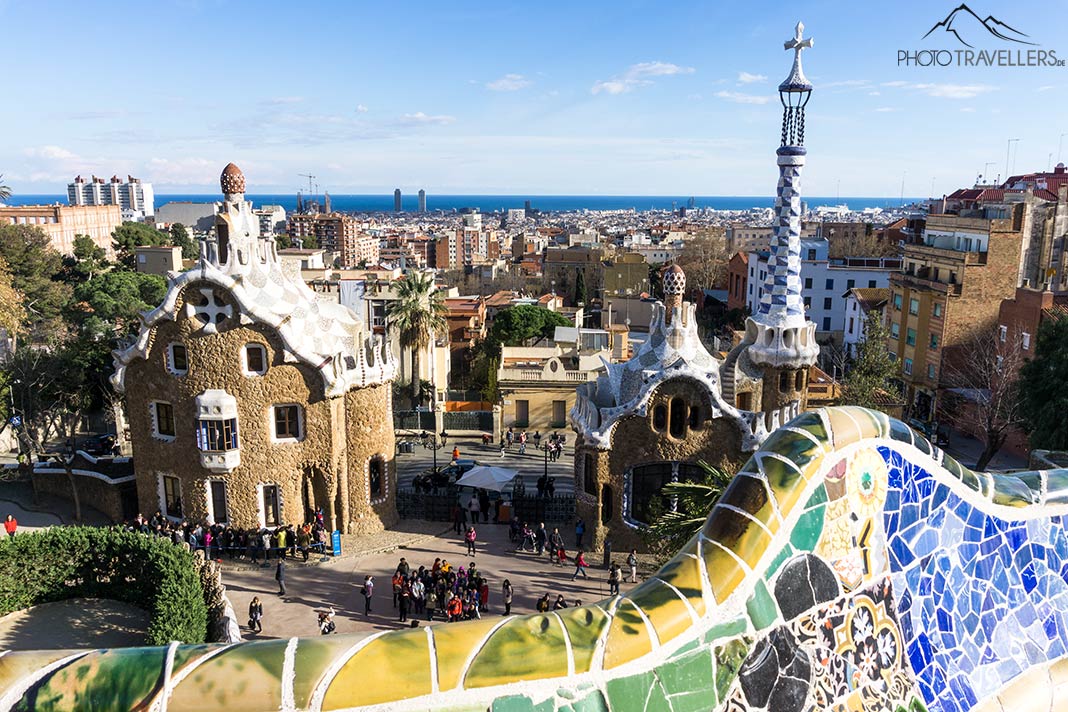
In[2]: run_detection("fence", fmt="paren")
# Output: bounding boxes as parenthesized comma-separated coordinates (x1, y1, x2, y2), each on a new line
(393, 410, 436, 432)
(396, 489, 575, 524)
(443, 411, 494, 432)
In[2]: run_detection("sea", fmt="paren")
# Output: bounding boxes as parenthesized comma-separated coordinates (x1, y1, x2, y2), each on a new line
(6, 194, 922, 214)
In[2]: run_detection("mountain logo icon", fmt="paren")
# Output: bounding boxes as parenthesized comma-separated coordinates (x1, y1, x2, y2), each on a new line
(922, 4, 1037, 48)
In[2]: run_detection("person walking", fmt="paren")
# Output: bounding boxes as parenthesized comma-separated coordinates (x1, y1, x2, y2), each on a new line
(478, 490, 490, 523)
(391, 571, 404, 608)
(467, 493, 481, 525)
(248, 596, 263, 633)
(535, 522, 547, 555)
(506, 427, 514, 449)
(440, 429, 449, 446)
(502, 579, 514, 616)
(571, 551, 590, 581)
(518, 431, 527, 455)
(499, 439, 507, 457)
(548, 528, 565, 566)
(575, 518, 586, 549)
(627, 549, 639, 583)
(275, 559, 287, 596)
(3, 515, 16, 537)
(361, 575, 374, 615)
(451, 446, 460, 462)
(398, 582, 411, 623)
(465, 525, 477, 556)
(608, 562, 622, 596)
(451, 503, 465, 535)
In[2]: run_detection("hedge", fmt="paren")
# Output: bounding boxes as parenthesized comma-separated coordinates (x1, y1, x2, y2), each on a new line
(0, 527, 208, 645)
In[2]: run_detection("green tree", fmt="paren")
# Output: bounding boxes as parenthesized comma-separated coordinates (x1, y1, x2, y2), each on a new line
(1019, 317, 1068, 450)
(386, 271, 448, 403)
(676, 227, 730, 290)
(486, 304, 572, 357)
(642, 462, 733, 559)
(574, 270, 587, 305)
(840, 311, 898, 412)
(70, 270, 166, 337)
(169, 223, 198, 260)
(0, 255, 25, 341)
(61, 234, 109, 282)
(481, 357, 500, 403)
(0, 223, 71, 332)
(112, 221, 169, 268)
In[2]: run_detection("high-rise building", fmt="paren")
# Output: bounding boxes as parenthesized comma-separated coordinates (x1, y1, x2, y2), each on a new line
(68, 175, 154, 220)
(418, 189, 426, 212)
(287, 213, 378, 267)
(394, 189, 402, 212)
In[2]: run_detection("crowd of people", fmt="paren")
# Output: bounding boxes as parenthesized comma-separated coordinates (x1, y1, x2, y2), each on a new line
(499, 429, 567, 462)
(123, 509, 331, 564)
(368, 556, 500, 624)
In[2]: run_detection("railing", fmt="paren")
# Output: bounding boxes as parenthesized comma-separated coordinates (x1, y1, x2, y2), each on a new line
(396, 490, 575, 524)
(443, 410, 494, 432)
(894, 271, 963, 296)
(393, 410, 436, 432)
(498, 368, 593, 383)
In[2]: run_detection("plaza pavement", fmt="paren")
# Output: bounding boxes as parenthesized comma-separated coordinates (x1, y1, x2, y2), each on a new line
(222, 520, 634, 641)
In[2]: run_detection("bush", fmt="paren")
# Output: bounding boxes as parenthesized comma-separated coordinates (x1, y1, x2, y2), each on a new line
(0, 527, 208, 645)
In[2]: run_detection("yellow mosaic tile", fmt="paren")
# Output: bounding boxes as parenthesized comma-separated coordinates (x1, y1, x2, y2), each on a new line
(169, 639, 287, 711)
(825, 407, 883, 450)
(322, 628, 432, 709)
(0, 651, 87, 700)
(717, 473, 782, 536)
(292, 636, 370, 711)
(602, 598, 654, 669)
(464, 614, 569, 688)
(557, 604, 611, 673)
(430, 617, 504, 692)
(654, 551, 707, 616)
(628, 578, 695, 645)
(995, 663, 1053, 710)
(701, 537, 747, 603)
(760, 453, 809, 515)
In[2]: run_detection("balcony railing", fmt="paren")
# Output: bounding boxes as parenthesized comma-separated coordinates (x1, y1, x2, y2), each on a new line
(893, 271, 962, 296)
(498, 367, 593, 383)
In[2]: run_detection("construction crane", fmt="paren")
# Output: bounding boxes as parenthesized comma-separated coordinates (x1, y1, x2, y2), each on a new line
(298, 173, 316, 198)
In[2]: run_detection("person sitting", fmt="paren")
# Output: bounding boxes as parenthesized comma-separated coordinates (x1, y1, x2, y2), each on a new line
(318, 608, 336, 635)
(536, 593, 551, 613)
(552, 594, 568, 610)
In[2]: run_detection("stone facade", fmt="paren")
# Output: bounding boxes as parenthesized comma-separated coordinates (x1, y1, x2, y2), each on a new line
(115, 164, 398, 534)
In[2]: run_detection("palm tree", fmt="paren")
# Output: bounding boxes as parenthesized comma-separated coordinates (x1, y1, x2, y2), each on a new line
(643, 461, 733, 557)
(0, 175, 11, 202)
(386, 271, 447, 405)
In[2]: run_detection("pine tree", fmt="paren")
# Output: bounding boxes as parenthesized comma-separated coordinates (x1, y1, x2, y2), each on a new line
(1019, 317, 1068, 450)
(841, 310, 898, 411)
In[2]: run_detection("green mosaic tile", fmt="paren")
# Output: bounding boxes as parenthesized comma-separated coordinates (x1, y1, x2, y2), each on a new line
(765, 544, 794, 581)
(760, 453, 807, 513)
(605, 671, 656, 711)
(805, 483, 828, 508)
(745, 579, 779, 631)
(671, 638, 700, 657)
(492, 695, 537, 712)
(790, 503, 825, 553)
(1046, 470, 1068, 504)
(703, 617, 748, 644)
(654, 647, 717, 712)
(959, 465, 980, 492)
(564, 690, 609, 712)
(788, 410, 829, 443)
(15, 646, 168, 712)
(760, 429, 822, 475)
(1016, 471, 1044, 494)
(942, 454, 965, 481)
(717, 473, 778, 532)
(713, 637, 750, 703)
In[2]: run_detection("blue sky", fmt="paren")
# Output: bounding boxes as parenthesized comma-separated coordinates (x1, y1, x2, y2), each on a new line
(3, 0, 1067, 196)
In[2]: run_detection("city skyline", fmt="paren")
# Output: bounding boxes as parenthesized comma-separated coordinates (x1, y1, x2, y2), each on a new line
(3, 0, 1066, 197)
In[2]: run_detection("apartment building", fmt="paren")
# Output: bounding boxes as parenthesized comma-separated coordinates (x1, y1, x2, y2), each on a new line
(68, 174, 154, 220)
(287, 213, 378, 267)
(0, 203, 122, 256)
(887, 207, 1025, 422)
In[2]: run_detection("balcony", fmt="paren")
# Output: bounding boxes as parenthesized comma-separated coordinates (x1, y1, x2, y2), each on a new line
(906, 242, 988, 265)
(498, 367, 594, 383)
(893, 271, 962, 296)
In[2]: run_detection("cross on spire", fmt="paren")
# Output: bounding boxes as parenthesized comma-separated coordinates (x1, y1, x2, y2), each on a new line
(779, 21, 814, 92)
(784, 21, 813, 59)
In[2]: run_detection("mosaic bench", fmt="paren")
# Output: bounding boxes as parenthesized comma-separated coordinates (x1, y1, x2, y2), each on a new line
(2, 406, 1066, 712)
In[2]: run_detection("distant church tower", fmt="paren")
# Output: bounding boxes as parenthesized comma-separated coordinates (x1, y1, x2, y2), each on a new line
(722, 22, 819, 430)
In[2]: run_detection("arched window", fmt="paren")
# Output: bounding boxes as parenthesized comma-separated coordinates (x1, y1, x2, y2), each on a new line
(652, 404, 668, 431)
(583, 453, 597, 496)
(794, 370, 805, 391)
(600, 484, 613, 524)
(779, 371, 791, 392)
(669, 398, 686, 438)
(369, 456, 386, 501)
(688, 405, 702, 430)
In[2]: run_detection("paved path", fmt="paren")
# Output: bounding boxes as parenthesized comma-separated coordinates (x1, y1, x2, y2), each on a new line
(222, 521, 631, 641)
(0, 599, 149, 650)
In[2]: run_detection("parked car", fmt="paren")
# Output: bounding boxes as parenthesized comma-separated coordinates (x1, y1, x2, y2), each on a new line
(79, 434, 117, 456)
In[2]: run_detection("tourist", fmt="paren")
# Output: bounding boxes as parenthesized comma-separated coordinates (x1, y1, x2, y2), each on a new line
(536, 475, 546, 498)
(392, 570, 404, 608)
(533, 431, 541, 448)
(518, 431, 527, 455)
(440, 429, 448, 446)
(502, 579, 514, 615)
(575, 518, 586, 549)
(451, 445, 460, 462)
(465, 525, 477, 556)
(411, 576, 426, 615)
(506, 427, 514, 448)
(4, 514, 16, 537)
(536, 593, 550, 613)
(426, 587, 439, 621)
(552, 594, 568, 610)
(446, 593, 463, 622)
(248, 596, 263, 633)
(608, 562, 622, 596)
(452, 503, 465, 535)
(571, 551, 590, 581)
(546, 477, 556, 498)
(478, 490, 490, 523)
(397, 557, 411, 577)
(318, 607, 336, 634)
(361, 575, 374, 614)
(535, 522, 547, 555)
(467, 493, 480, 524)
(627, 549, 639, 583)
(275, 559, 287, 595)
(548, 528, 565, 566)
(296, 525, 311, 562)
(482, 432, 491, 447)
(499, 439, 507, 457)
(398, 581, 411, 623)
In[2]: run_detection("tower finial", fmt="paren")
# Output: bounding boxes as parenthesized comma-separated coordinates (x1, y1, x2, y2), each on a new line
(778, 21, 814, 148)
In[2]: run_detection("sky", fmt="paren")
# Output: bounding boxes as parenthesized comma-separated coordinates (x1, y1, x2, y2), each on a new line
(2, 0, 1067, 197)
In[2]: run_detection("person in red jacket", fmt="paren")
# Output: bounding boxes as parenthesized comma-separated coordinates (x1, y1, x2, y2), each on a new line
(4, 515, 16, 537)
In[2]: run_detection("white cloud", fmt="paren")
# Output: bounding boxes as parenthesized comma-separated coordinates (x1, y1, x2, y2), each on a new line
(880, 81, 992, 99)
(486, 73, 531, 91)
(591, 61, 695, 94)
(714, 90, 770, 105)
(1038, 85, 1057, 92)
(25, 145, 79, 160)
(737, 71, 767, 84)
(823, 79, 872, 89)
(144, 157, 219, 185)
(874, 107, 897, 113)
(397, 112, 455, 126)
(265, 96, 304, 105)
(355, 104, 369, 113)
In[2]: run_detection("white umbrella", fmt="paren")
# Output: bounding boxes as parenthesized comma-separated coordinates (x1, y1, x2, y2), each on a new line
(454, 465, 518, 492)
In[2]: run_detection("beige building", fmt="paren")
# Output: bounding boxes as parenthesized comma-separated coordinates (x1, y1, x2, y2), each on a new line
(113, 164, 399, 534)
(0, 203, 122, 256)
(134, 245, 183, 275)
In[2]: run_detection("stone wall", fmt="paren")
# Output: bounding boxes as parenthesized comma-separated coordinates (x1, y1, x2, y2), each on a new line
(124, 282, 396, 533)
(30, 469, 130, 522)
(344, 383, 399, 535)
